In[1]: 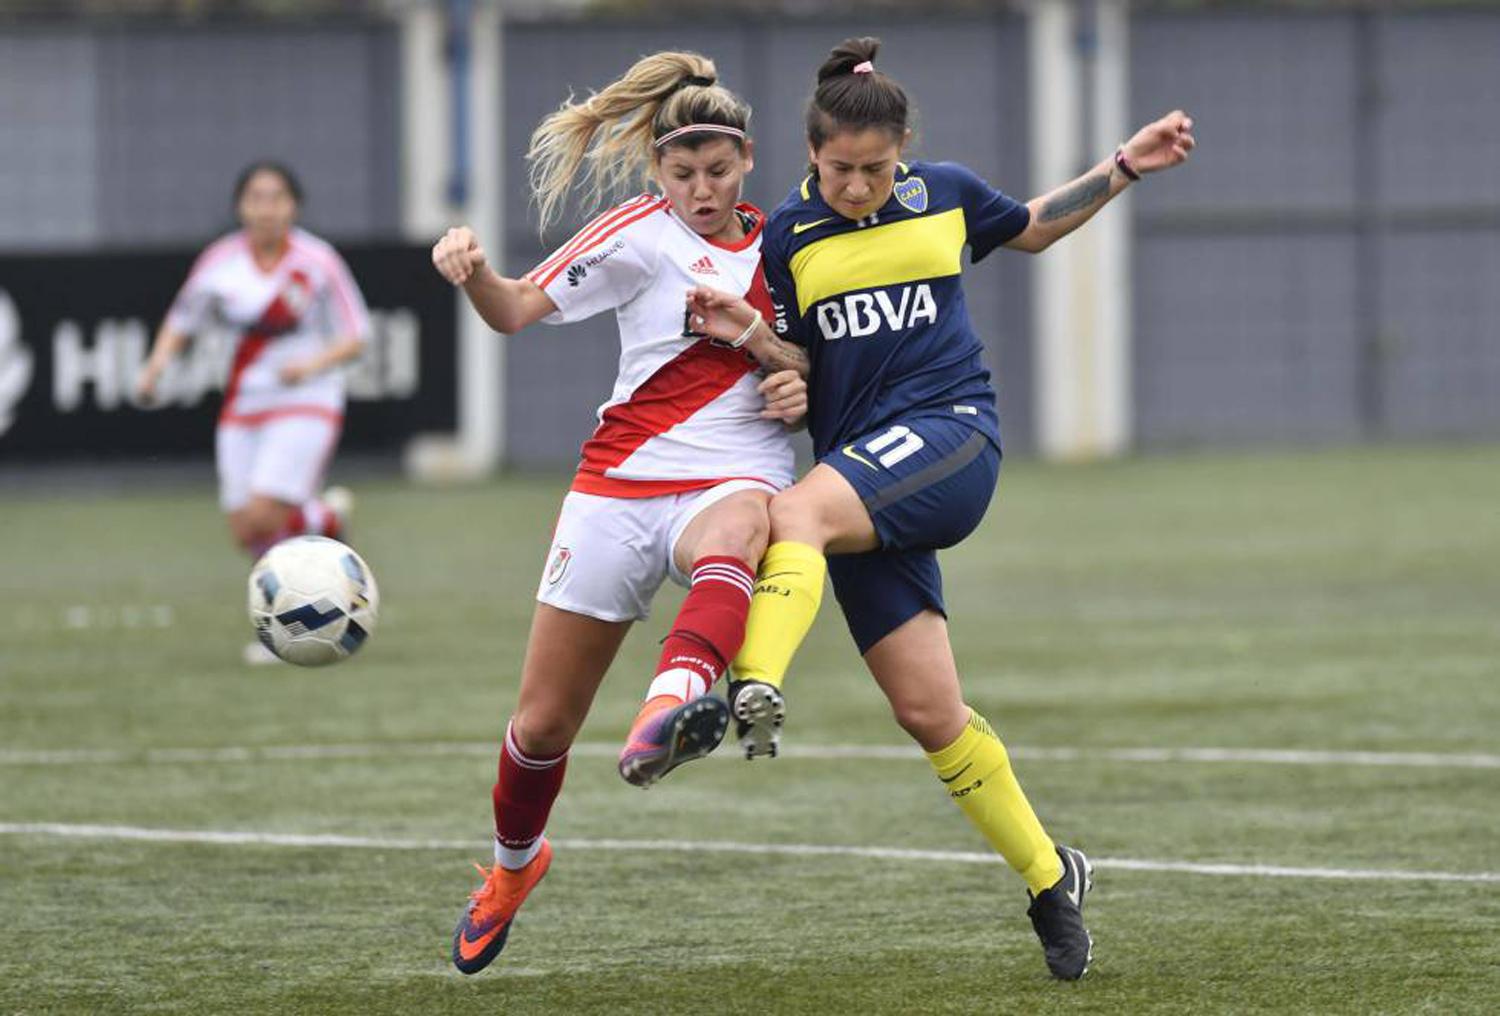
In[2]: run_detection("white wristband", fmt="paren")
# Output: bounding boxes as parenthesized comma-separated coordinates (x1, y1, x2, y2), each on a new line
(728, 315, 759, 349)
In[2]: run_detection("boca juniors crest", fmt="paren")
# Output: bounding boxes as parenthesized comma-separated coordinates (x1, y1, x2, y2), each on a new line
(893, 176, 929, 214)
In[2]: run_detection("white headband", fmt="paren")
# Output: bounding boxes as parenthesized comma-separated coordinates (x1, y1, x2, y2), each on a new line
(653, 123, 746, 149)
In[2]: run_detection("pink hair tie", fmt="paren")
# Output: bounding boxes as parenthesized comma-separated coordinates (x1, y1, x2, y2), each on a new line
(852, 61, 874, 74)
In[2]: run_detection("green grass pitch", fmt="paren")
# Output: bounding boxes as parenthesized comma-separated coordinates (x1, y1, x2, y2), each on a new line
(2, 446, 1498, 1014)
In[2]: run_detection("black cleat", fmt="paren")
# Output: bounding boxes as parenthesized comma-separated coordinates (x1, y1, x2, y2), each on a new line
(728, 678, 785, 759)
(1026, 844, 1094, 980)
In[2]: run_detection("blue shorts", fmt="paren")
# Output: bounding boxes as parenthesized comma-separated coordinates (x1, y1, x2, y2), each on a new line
(822, 414, 1001, 654)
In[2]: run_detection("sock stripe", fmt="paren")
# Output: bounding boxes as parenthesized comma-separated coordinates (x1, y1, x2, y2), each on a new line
(692, 562, 754, 582)
(694, 564, 753, 580)
(503, 722, 567, 771)
(692, 559, 753, 574)
(693, 563, 753, 580)
(691, 565, 754, 599)
(693, 573, 754, 598)
(966, 709, 998, 742)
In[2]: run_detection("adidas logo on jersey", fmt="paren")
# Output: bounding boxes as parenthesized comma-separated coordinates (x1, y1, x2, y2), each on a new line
(567, 263, 587, 287)
(815, 283, 938, 340)
(688, 256, 718, 276)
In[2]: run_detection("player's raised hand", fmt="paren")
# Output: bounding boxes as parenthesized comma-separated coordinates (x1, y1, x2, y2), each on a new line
(431, 226, 487, 285)
(684, 285, 756, 345)
(758, 369, 807, 424)
(1121, 110, 1196, 175)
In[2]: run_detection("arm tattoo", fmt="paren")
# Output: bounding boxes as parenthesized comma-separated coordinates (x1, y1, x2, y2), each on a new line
(755, 334, 810, 377)
(1038, 172, 1111, 223)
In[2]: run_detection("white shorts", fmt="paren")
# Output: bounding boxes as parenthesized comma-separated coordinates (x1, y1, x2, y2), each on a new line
(536, 479, 775, 623)
(215, 414, 341, 511)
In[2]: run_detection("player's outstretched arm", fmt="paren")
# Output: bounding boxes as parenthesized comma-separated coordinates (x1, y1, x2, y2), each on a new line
(1006, 110, 1195, 254)
(134, 323, 189, 405)
(685, 286, 810, 378)
(431, 226, 557, 335)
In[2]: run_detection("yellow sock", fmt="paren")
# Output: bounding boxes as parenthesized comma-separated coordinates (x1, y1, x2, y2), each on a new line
(926, 709, 1063, 894)
(731, 541, 826, 690)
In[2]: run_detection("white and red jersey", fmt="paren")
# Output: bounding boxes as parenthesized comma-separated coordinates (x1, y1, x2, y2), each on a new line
(166, 226, 371, 425)
(526, 195, 795, 498)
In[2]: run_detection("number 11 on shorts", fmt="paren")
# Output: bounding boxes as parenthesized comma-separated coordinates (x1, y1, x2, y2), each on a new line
(865, 425, 925, 468)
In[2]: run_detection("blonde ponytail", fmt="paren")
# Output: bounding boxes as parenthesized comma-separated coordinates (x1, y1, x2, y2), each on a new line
(526, 51, 751, 233)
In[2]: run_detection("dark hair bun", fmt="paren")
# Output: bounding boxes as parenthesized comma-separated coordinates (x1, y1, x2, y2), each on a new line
(233, 160, 303, 206)
(816, 36, 880, 84)
(804, 35, 908, 150)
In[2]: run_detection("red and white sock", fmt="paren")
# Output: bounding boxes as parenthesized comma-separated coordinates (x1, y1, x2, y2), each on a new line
(299, 498, 342, 538)
(241, 501, 339, 559)
(640, 556, 755, 713)
(492, 720, 568, 870)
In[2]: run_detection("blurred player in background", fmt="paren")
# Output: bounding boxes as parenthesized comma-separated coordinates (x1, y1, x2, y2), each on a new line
(685, 36, 1195, 980)
(135, 162, 371, 665)
(428, 51, 809, 975)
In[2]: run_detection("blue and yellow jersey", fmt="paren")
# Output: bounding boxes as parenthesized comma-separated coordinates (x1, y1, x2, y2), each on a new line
(762, 160, 1029, 458)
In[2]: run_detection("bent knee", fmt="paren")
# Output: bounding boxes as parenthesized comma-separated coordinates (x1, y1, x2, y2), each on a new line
(767, 487, 829, 545)
(509, 711, 579, 758)
(890, 698, 970, 752)
(692, 503, 770, 567)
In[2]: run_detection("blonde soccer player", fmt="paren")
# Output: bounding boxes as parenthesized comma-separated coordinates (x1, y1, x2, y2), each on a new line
(685, 37, 1195, 980)
(429, 51, 809, 975)
(135, 162, 369, 664)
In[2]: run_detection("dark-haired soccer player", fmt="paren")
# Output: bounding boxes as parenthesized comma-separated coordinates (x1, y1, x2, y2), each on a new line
(687, 35, 1194, 980)
(136, 162, 368, 665)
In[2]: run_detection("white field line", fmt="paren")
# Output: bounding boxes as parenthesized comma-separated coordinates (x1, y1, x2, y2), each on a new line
(13, 604, 178, 631)
(1, 822, 1496, 885)
(2, 741, 1498, 770)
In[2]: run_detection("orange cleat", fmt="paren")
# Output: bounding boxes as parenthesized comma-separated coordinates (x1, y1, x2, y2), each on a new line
(451, 838, 553, 974)
(617, 695, 728, 788)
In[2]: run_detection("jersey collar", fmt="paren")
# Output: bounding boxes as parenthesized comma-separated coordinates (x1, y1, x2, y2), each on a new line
(705, 203, 765, 252)
(666, 201, 765, 252)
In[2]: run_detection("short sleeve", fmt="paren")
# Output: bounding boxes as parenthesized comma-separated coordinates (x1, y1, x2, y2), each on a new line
(164, 256, 217, 335)
(322, 248, 372, 340)
(761, 229, 807, 347)
(944, 162, 1030, 263)
(525, 199, 660, 325)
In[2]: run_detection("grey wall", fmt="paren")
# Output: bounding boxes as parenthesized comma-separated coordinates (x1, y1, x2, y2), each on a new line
(0, 31, 102, 247)
(1132, 9, 1500, 446)
(0, 22, 401, 251)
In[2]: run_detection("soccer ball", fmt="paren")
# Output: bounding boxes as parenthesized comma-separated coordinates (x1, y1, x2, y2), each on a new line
(247, 536, 379, 666)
